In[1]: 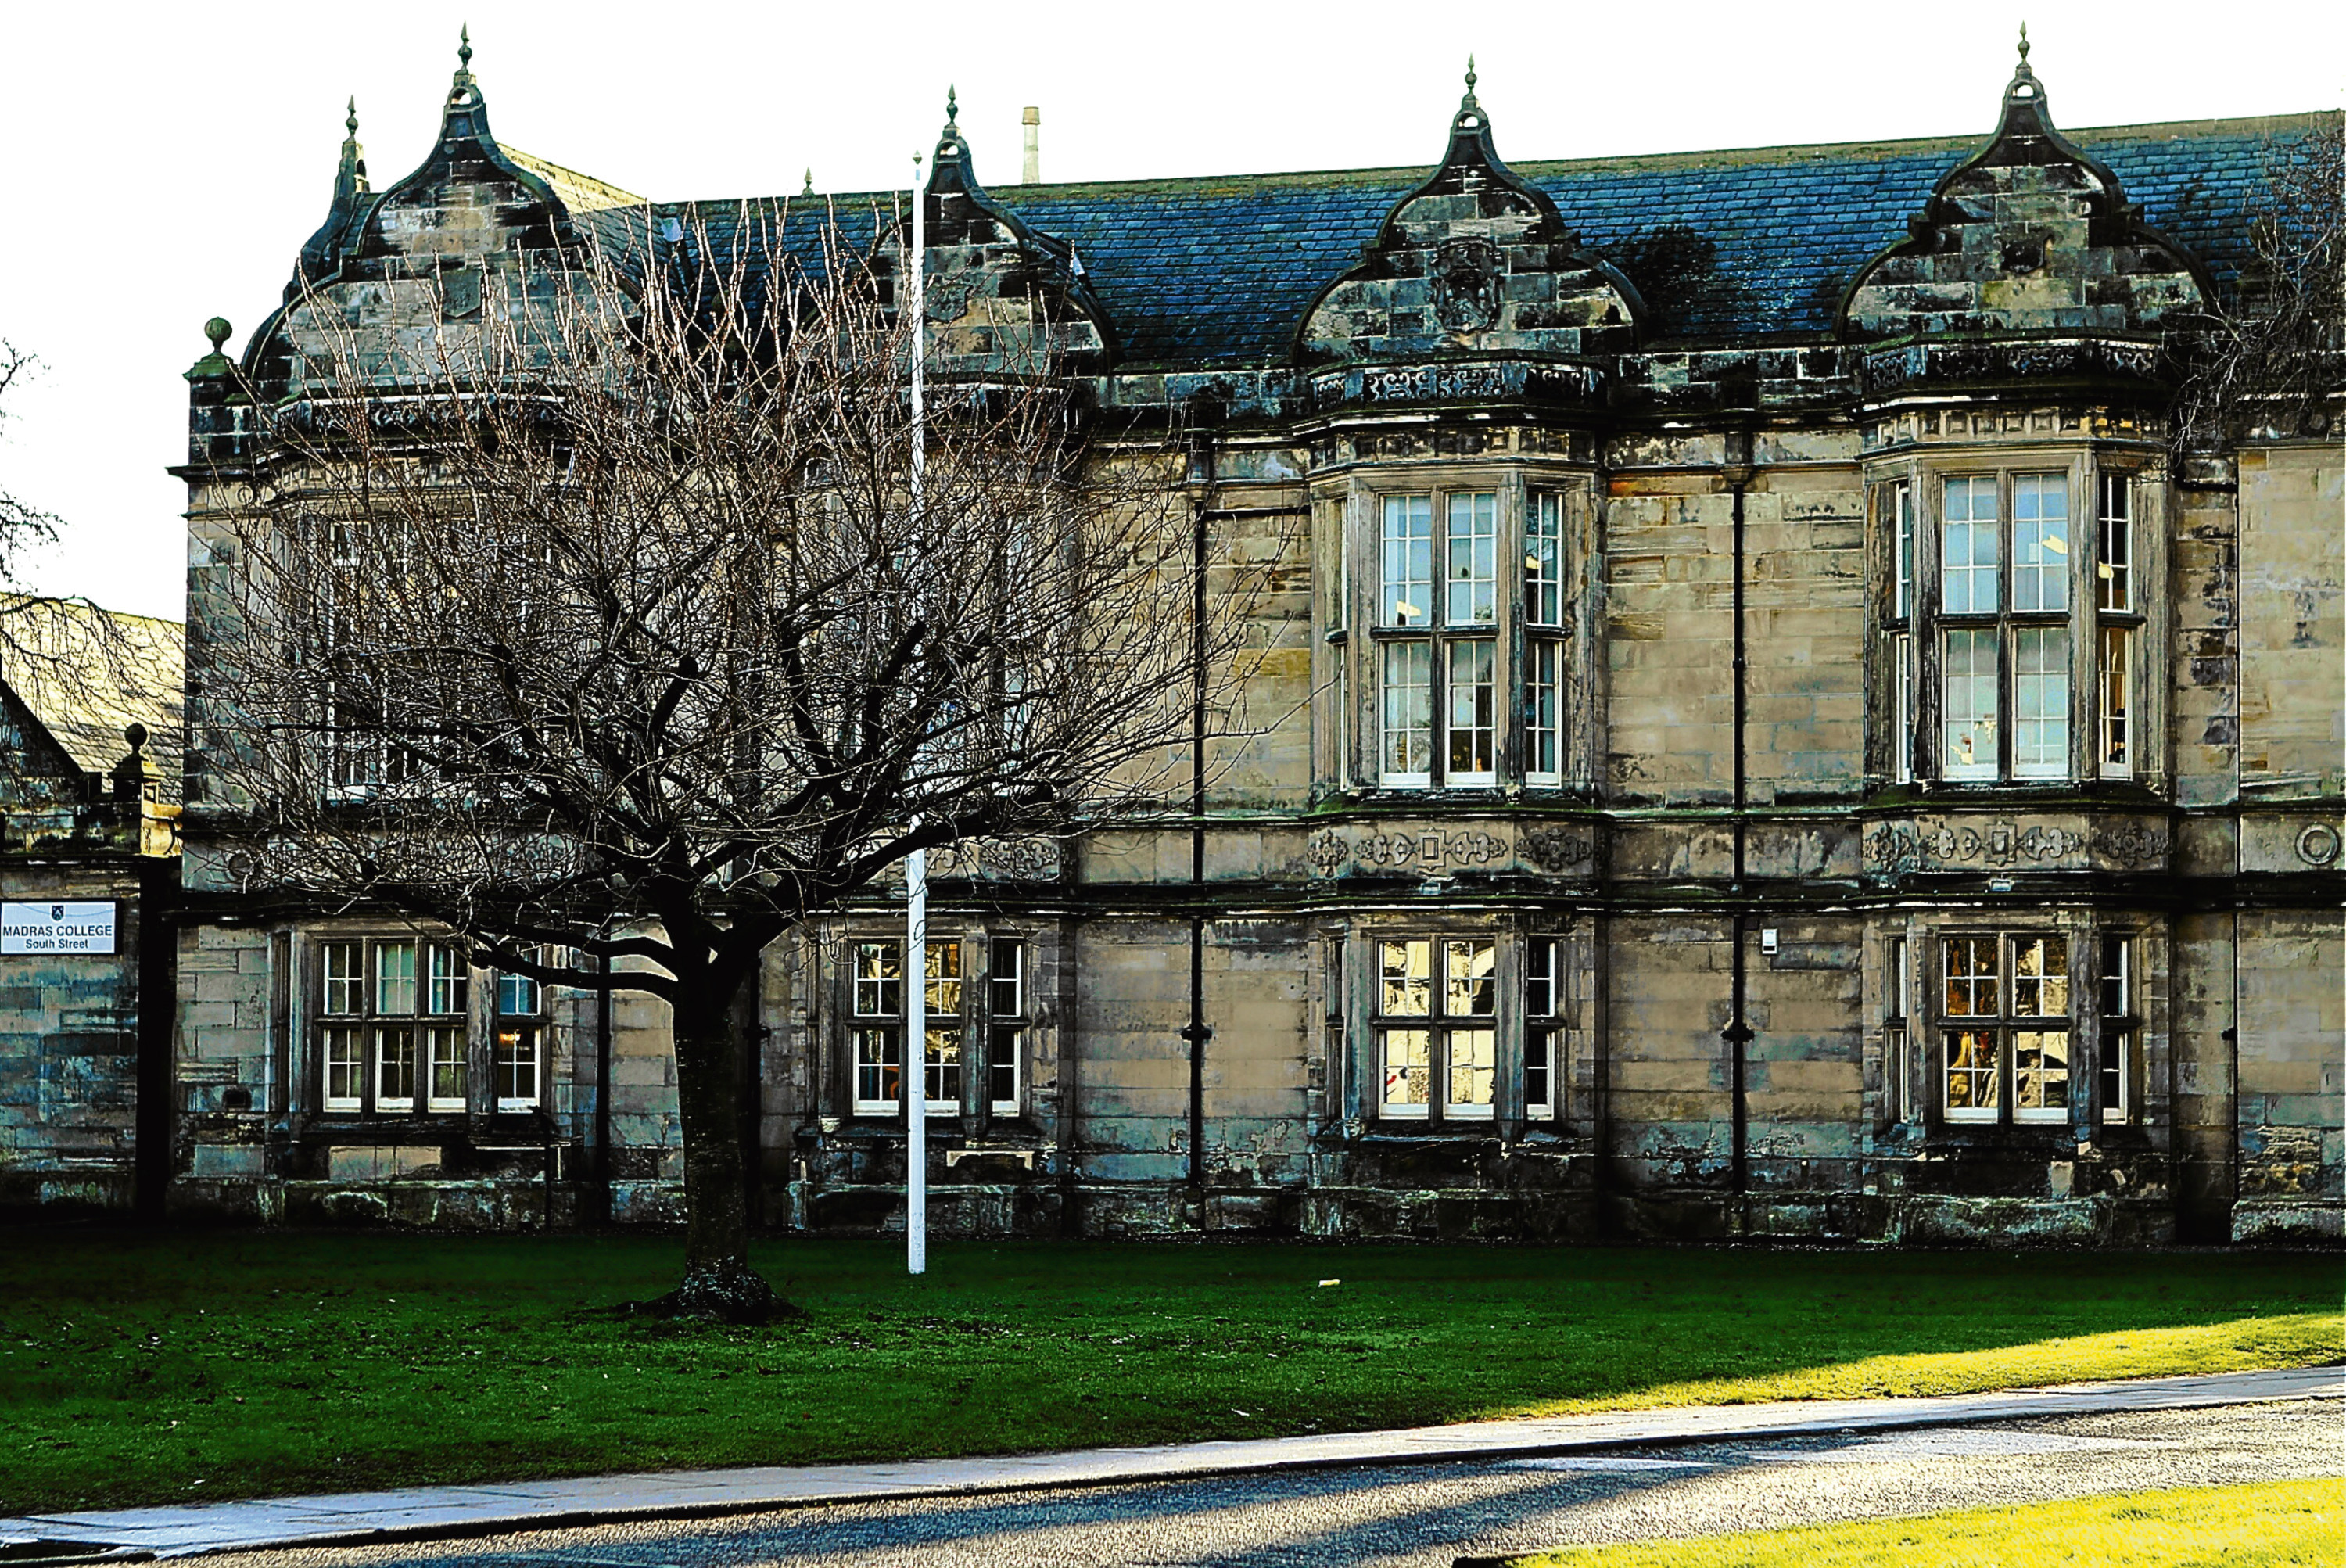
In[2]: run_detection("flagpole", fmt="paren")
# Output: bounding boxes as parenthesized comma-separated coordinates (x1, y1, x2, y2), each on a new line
(906, 149, 929, 1279)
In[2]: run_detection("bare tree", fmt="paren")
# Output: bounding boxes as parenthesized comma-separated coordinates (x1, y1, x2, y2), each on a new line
(2172, 115, 2346, 457)
(199, 213, 1250, 1319)
(0, 342, 62, 590)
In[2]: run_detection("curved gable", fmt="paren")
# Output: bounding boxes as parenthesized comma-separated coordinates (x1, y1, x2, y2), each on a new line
(1838, 37, 2213, 341)
(1296, 69, 1643, 365)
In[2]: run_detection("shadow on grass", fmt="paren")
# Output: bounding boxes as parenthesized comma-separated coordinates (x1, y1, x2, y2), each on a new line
(0, 1228, 2337, 1516)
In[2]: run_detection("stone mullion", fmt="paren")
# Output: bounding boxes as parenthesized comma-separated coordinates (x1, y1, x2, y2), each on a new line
(1914, 468, 1946, 782)
(963, 926, 990, 1135)
(1498, 471, 1526, 788)
(1345, 477, 1372, 790)
(2069, 910, 2099, 1143)
(1494, 923, 1524, 1135)
(2068, 457, 2096, 784)
(1343, 929, 1376, 1128)
(1569, 475, 1602, 794)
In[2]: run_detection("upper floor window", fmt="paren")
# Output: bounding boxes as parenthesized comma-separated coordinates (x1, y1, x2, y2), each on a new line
(1346, 484, 1569, 790)
(1877, 464, 2146, 788)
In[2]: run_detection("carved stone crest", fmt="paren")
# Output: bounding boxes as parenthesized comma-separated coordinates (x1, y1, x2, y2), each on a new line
(2096, 823, 2169, 868)
(1432, 238, 1504, 333)
(1521, 824, 1594, 874)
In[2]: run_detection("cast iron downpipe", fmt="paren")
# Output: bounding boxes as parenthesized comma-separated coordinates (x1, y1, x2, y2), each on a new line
(1722, 431, 1756, 1212)
(594, 951, 613, 1226)
(1182, 436, 1214, 1205)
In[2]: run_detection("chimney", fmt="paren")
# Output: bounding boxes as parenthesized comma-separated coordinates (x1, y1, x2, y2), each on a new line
(1021, 106, 1041, 184)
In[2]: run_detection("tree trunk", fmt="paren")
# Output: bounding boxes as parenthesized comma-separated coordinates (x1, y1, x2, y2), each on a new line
(661, 981, 786, 1322)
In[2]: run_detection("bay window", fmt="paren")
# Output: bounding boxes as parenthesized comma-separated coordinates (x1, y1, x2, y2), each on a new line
(1349, 483, 1574, 790)
(1878, 461, 2150, 787)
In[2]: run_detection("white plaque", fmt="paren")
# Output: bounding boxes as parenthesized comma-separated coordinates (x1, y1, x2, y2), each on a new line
(2, 901, 118, 955)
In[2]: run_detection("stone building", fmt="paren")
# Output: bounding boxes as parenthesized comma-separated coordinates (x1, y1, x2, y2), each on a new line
(167, 37, 2342, 1243)
(0, 601, 182, 1214)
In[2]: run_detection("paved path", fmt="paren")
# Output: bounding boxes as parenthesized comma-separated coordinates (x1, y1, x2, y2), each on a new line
(2, 1367, 2336, 1561)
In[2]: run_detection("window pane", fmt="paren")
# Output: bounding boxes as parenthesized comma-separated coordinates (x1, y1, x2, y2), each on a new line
(322, 942, 364, 1016)
(2013, 626, 2070, 778)
(1381, 939, 1432, 1017)
(2101, 1027, 2133, 1125)
(1445, 640, 1496, 778)
(854, 942, 902, 1017)
(1941, 477, 1999, 615)
(1526, 491, 1563, 626)
(1379, 495, 1432, 626)
(1447, 1027, 1496, 1112)
(2011, 935, 2069, 1018)
(427, 1024, 467, 1110)
(494, 1025, 540, 1107)
(1892, 632, 1913, 783)
(1944, 1029, 2000, 1115)
(2100, 935, 2132, 1018)
(924, 1026, 960, 1108)
(375, 942, 417, 1016)
(1381, 1028, 1431, 1111)
(2012, 474, 2070, 612)
(1886, 935, 1908, 1021)
(925, 940, 963, 1019)
(1942, 627, 1998, 778)
(855, 1027, 901, 1107)
(2014, 1028, 2070, 1118)
(1526, 937, 1556, 1018)
(325, 1024, 364, 1107)
(427, 944, 467, 1016)
(1943, 936, 1999, 1017)
(1444, 492, 1498, 626)
(1524, 1028, 1553, 1113)
(1893, 480, 1914, 620)
(1526, 639, 1560, 780)
(2097, 474, 2132, 612)
(1445, 939, 1496, 1018)
(497, 967, 542, 1017)
(1380, 640, 1433, 780)
(375, 1024, 417, 1109)
(990, 939, 1025, 1018)
(988, 1027, 1021, 1109)
(2100, 625, 2132, 775)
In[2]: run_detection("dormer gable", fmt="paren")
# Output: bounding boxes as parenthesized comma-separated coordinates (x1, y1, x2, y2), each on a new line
(1296, 63, 1644, 366)
(878, 90, 1113, 378)
(1838, 30, 2213, 341)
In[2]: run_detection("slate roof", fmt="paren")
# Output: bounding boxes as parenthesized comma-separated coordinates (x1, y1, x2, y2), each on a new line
(0, 599, 185, 799)
(648, 113, 2327, 371)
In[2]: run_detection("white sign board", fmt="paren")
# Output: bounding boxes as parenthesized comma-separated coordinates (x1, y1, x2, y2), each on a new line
(2, 901, 118, 955)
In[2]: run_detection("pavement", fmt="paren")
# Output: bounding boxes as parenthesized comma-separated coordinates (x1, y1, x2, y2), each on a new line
(2, 1365, 2337, 1563)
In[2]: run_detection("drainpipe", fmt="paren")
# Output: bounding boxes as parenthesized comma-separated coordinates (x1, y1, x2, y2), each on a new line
(594, 949, 612, 1226)
(1182, 434, 1214, 1209)
(1722, 429, 1755, 1214)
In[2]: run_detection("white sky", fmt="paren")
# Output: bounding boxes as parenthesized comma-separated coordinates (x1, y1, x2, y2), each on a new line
(0, 0, 2337, 620)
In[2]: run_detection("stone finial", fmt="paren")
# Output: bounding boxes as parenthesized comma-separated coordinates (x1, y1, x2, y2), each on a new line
(124, 723, 148, 755)
(944, 84, 960, 137)
(204, 318, 231, 353)
(345, 95, 359, 138)
(803, 167, 814, 196)
(1462, 55, 1478, 110)
(459, 22, 474, 74)
(2018, 21, 2030, 64)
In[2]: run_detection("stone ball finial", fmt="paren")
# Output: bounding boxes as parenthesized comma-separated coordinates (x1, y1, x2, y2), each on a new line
(124, 722, 149, 753)
(204, 318, 231, 352)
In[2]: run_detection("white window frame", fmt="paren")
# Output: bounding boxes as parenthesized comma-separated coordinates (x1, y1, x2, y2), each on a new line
(2096, 473, 2140, 780)
(1938, 931, 2073, 1125)
(849, 938, 964, 1118)
(317, 935, 475, 1115)
(494, 955, 546, 1113)
(2099, 933, 2136, 1126)
(1524, 936, 1562, 1119)
(1375, 936, 1497, 1122)
(986, 937, 1026, 1118)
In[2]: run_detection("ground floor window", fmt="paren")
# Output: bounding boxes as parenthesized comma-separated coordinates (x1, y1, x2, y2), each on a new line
(2100, 934, 2136, 1125)
(850, 935, 1026, 1117)
(316, 935, 481, 1116)
(1939, 931, 2070, 1125)
(1376, 937, 1495, 1120)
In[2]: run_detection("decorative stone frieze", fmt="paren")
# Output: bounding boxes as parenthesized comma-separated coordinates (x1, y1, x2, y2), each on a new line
(1860, 812, 2172, 878)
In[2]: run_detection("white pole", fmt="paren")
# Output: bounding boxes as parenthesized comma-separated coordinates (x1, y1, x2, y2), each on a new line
(906, 840, 927, 1275)
(905, 154, 928, 1278)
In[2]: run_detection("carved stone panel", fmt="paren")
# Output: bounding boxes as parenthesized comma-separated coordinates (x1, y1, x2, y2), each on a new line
(1860, 813, 2172, 879)
(1300, 820, 1598, 880)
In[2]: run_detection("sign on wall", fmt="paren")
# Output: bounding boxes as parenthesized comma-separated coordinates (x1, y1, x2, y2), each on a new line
(2, 901, 118, 955)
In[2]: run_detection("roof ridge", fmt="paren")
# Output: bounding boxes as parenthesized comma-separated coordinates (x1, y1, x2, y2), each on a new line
(657, 109, 2333, 213)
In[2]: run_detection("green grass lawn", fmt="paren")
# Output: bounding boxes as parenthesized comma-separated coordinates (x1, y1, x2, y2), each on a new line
(0, 1230, 2337, 1516)
(1483, 1479, 2344, 1567)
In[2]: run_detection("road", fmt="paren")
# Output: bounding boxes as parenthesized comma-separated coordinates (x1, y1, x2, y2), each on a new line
(201, 1399, 2338, 1568)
